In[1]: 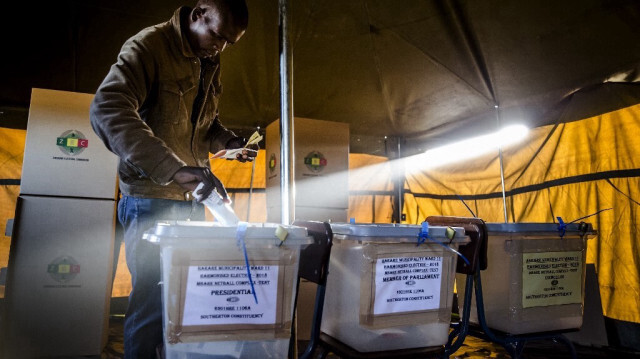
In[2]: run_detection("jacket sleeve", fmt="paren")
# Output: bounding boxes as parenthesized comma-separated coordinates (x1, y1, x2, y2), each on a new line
(208, 116, 237, 154)
(206, 61, 237, 154)
(90, 36, 185, 185)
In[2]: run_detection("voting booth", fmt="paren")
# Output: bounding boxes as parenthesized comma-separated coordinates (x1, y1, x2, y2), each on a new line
(265, 117, 350, 223)
(320, 223, 469, 352)
(144, 221, 312, 359)
(456, 222, 596, 335)
(2, 89, 118, 358)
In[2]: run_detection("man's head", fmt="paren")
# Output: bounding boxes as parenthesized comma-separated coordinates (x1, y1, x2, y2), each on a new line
(187, 0, 248, 59)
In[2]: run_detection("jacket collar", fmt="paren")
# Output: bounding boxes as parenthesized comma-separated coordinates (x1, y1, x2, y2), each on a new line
(171, 6, 197, 58)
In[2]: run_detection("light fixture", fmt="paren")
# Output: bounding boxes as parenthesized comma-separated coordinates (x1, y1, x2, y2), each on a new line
(414, 124, 529, 169)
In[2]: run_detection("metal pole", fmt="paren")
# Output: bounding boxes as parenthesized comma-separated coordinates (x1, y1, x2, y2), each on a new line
(397, 138, 404, 223)
(279, 0, 294, 225)
(495, 105, 508, 223)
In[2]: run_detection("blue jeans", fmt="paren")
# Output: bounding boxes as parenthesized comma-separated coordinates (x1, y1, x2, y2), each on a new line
(118, 196, 204, 359)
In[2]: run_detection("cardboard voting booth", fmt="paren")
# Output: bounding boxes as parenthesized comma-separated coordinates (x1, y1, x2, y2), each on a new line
(19, 88, 118, 199)
(3, 88, 118, 357)
(265, 117, 349, 223)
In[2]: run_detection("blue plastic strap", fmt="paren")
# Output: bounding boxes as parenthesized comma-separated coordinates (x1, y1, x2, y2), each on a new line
(417, 222, 429, 246)
(556, 208, 611, 239)
(557, 216, 567, 239)
(236, 222, 258, 304)
(429, 236, 471, 266)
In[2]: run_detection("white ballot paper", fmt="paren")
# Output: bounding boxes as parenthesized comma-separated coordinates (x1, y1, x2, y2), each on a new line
(182, 264, 279, 326)
(211, 131, 262, 160)
(373, 256, 443, 315)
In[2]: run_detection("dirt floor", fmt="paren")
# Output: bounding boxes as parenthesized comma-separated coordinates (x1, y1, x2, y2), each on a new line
(101, 315, 640, 359)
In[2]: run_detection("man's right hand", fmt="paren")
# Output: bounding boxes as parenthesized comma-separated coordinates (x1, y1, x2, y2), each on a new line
(172, 166, 229, 203)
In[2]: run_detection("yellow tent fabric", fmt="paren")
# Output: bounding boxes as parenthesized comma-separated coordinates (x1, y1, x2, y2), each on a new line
(348, 154, 394, 223)
(404, 104, 640, 323)
(0, 128, 25, 298)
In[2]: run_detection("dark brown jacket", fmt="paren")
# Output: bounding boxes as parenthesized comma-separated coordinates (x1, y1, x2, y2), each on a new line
(90, 7, 236, 200)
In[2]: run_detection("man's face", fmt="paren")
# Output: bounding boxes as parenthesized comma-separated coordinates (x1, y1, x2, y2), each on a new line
(188, 4, 245, 59)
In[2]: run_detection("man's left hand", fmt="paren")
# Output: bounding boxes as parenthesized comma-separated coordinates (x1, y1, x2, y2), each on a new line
(225, 136, 258, 162)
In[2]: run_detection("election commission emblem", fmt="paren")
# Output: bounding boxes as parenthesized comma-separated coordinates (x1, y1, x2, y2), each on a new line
(304, 151, 327, 173)
(268, 153, 277, 174)
(47, 255, 81, 283)
(56, 130, 89, 156)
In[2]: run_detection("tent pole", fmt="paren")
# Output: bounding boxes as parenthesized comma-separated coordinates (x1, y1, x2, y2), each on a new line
(388, 137, 404, 224)
(498, 146, 508, 223)
(397, 137, 404, 223)
(279, 0, 294, 225)
(496, 105, 508, 223)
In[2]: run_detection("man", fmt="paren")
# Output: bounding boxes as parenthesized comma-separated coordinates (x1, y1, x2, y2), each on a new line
(89, 1, 250, 357)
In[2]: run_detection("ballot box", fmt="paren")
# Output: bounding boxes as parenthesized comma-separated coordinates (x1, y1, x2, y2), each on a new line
(321, 223, 469, 352)
(144, 221, 312, 359)
(456, 222, 596, 335)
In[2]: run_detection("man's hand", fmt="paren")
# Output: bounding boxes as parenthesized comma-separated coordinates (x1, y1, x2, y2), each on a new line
(172, 166, 229, 203)
(225, 136, 259, 162)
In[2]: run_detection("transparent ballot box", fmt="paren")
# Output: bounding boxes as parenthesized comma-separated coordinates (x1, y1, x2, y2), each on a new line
(144, 221, 312, 359)
(321, 223, 469, 352)
(456, 222, 596, 335)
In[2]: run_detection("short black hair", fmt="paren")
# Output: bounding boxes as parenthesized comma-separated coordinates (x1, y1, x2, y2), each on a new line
(197, 0, 249, 30)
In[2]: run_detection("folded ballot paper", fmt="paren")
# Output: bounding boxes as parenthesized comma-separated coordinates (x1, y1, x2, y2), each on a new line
(211, 131, 262, 160)
(193, 183, 240, 225)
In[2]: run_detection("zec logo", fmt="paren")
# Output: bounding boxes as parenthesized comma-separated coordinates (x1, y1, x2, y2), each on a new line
(47, 255, 81, 283)
(268, 153, 277, 174)
(304, 151, 327, 173)
(56, 130, 89, 156)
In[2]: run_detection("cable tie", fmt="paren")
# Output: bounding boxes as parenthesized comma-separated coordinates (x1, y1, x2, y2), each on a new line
(557, 216, 567, 239)
(236, 222, 258, 304)
(417, 222, 429, 246)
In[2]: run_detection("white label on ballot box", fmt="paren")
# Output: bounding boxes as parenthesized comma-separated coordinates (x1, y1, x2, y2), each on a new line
(522, 251, 583, 308)
(373, 256, 443, 315)
(182, 265, 279, 326)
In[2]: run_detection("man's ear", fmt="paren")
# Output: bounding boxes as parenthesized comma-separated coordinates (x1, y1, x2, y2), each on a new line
(192, 7, 205, 21)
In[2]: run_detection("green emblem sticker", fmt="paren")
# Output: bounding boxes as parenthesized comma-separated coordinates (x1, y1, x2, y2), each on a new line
(303, 151, 327, 173)
(47, 255, 81, 283)
(269, 153, 277, 174)
(56, 130, 88, 156)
